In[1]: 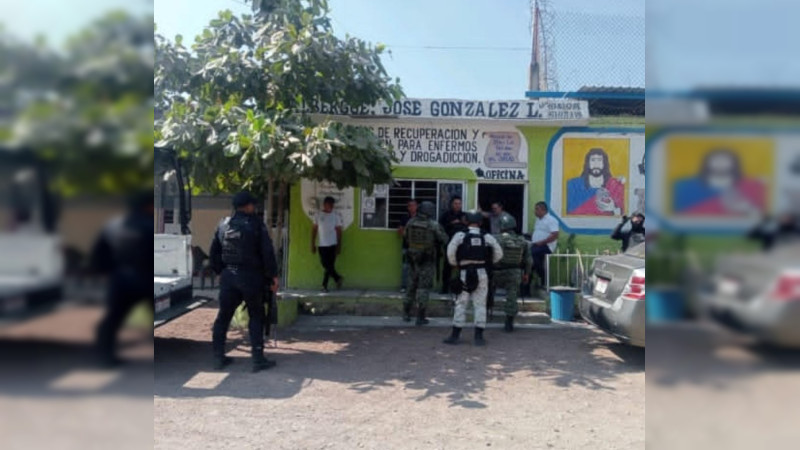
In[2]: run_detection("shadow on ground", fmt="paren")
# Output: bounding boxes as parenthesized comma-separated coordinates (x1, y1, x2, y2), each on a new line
(0, 304, 153, 399)
(646, 323, 800, 390)
(0, 338, 153, 398)
(155, 323, 644, 408)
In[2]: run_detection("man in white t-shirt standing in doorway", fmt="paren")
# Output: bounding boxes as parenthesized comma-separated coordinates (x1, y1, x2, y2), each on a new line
(530, 201, 560, 291)
(311, 196, 344, 292)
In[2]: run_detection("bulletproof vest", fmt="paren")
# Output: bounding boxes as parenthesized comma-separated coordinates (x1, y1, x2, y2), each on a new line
(220, 214, 260, 268)
(456, 231, 488, 264)
(406, 218, 436, 252)
(498, 233, 525, 266)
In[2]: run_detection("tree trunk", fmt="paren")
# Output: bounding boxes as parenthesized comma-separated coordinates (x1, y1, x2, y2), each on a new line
(265, 179, 275, 241)
(274, 180, 287, 276)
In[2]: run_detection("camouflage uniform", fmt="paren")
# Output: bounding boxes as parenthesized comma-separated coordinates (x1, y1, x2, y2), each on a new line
(403, 206, 448, 324)
(493, 231, 533, 317)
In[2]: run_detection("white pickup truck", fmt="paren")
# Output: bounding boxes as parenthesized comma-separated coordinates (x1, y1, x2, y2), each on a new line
(0, 233, 64, 324)
(154, 233, 210, 327)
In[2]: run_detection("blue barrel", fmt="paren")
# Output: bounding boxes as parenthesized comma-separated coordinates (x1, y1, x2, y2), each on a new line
(549, 289, 576, 321)
(646, 288, 684, 322)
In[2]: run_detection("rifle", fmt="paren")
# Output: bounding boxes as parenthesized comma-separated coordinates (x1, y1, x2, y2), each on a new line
(434, 246, 441, 284)
(484, 247, 495, 320)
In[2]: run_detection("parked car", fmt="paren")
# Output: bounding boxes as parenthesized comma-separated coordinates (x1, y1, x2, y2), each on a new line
(701, 241, 800, 348)
(579, 242, 646, 347)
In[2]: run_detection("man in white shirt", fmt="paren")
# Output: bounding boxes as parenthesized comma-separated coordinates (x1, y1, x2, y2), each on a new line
(311, 196, 343, 292)
(530, 201, 560, 289)
(443, 211, 503, 346)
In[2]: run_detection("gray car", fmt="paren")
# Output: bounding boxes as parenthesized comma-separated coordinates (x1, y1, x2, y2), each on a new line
(579, 243, 646, 347)
(701, 242, 800, 348)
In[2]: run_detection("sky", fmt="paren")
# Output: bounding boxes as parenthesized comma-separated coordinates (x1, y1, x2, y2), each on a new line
(3, 0, 153, 46)
(8, 1, 798, 96)
(3, 1, 646, 99)
(153, 0, 644, 99)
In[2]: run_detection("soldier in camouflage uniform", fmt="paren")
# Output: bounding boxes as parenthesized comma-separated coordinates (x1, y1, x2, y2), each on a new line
(403, 201, 448, 325)
(492, 214, 533, 332)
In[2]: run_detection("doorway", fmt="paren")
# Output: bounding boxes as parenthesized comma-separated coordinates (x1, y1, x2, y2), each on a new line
(477, 183, 525, 234)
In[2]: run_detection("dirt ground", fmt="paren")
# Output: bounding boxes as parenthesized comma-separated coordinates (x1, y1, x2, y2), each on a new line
(0, 305, 153, 450)
(155, 304, 645, 450)
(646, 324, 800, 450)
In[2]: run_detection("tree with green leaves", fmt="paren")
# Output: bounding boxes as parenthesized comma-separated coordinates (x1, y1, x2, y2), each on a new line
(5, 12, 154, 196)
(155, 0, 403, 269)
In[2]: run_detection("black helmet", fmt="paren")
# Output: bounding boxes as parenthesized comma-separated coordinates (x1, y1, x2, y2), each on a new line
(418, 201, 436, 219)
(499, 213, 516, 232)
(232, 190, 257, 208)
(465, 210, 483, 225)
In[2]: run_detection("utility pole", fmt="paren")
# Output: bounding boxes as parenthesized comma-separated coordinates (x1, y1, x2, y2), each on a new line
(528, 0, 541, 91)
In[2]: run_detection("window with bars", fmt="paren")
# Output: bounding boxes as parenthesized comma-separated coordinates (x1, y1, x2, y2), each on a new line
(360, 180, 465, 230)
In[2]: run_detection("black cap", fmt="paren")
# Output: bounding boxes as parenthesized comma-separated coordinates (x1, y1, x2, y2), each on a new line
(232, 190, 257, 208)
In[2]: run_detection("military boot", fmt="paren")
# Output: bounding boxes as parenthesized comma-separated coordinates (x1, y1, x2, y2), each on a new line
(402, 304, 412, 322)
(474, 327, 487, 346)
(415, 306, 429, 326)
(251, 347, 277, 373)
(442, 326, 462, 345)
(504, 315, 515, 333)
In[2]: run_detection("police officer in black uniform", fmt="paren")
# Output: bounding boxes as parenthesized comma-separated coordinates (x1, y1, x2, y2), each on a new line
(92, 191, 154, 367)
(209, 191, 279, 372)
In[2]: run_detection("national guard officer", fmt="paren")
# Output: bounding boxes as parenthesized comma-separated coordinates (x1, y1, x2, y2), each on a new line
(209, 191, 279, 372)
(403, 201, 448, 325)
(492, 214, 533, 332)
(443, 210, 503, 346)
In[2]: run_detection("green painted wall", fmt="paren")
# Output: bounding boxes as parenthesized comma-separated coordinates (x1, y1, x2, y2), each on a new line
(287, 123, 642, 289)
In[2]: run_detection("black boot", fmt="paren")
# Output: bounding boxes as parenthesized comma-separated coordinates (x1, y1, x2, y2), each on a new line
(251, 347, 277, 373)
(474, 327, 486, 346)
(504, 315, 515, 333)
(402, 304, 412, 322)
(443, 326, 462, 345)
(415, 306, 429, 326)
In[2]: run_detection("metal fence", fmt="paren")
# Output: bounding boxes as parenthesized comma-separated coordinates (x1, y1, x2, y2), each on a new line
(531, 0, 644, 92)
(545, 251, 607, 292)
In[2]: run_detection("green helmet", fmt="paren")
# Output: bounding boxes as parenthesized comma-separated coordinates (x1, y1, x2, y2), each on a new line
(499, 213, 516, 232)
(418, 201, 436, 219)
(465, 210, 483, 225)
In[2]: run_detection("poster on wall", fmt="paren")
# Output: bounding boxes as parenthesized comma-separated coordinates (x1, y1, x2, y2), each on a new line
(300, 179, 354, 229)
(363, 121, 529, 181)
(548, 130, 645, 233)
(647, 131, 798, 233)
(360, 185, 389, 229)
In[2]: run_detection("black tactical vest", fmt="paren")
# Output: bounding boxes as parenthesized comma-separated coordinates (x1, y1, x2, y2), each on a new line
(219, 214, 260, 268)
(456, 231, 488, 265)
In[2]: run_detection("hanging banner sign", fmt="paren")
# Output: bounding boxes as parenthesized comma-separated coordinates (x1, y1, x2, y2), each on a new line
(359, 121, 529, 179)
(305, 98, 589, 122)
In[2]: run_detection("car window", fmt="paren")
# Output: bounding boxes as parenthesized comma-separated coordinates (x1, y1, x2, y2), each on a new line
(626, 242, 645, 258)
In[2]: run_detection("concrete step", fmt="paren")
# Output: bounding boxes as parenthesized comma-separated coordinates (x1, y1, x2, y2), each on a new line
(189, 289, 575, 325)
(291, 315, 588, 330)
(282, 289, 548, 318)
(487, 311, 551, 325)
